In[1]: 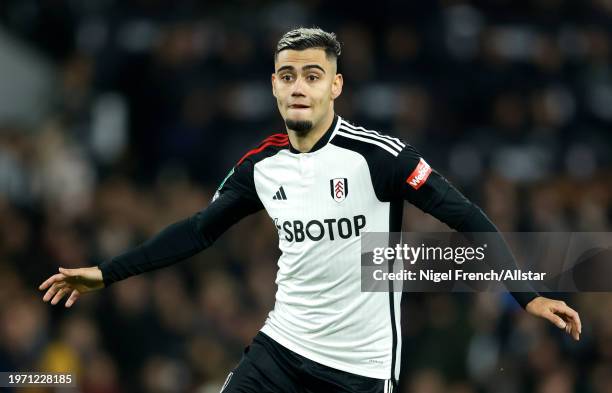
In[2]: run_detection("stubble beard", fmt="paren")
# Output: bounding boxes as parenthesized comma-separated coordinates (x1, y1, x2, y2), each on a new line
(285, 118, 314, 135)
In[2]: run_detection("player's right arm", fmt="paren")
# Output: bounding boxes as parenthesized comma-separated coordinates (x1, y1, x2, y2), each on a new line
(39, 160, 263, 307)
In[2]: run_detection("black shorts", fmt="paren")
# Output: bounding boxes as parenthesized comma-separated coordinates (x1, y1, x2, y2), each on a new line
(220, 332, 395, 393)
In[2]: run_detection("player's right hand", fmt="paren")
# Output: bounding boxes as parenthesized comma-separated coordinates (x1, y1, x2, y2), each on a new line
(39, 267, 105, 308)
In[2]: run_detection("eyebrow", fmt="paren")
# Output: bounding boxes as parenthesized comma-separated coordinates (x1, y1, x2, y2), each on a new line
(276, 64, 326, 74)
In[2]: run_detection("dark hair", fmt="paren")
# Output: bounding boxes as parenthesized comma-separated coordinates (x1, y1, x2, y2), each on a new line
(275, 27, 341, 61)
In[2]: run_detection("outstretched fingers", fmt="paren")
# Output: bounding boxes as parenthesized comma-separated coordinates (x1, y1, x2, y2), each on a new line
(65, 289, 80, 308)
(50, 287, 70, 305)
(39, 273, 65, 291)
(43, 281, 67, 303)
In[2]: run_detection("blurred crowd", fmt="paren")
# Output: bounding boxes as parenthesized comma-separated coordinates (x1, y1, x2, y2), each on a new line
(0, 0, 611, 392)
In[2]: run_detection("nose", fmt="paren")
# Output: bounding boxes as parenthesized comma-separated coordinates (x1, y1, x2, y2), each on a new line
(291, 76, 306, 97)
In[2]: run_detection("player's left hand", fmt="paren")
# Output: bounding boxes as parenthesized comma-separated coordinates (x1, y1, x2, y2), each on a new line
(525, 296, 581, 341)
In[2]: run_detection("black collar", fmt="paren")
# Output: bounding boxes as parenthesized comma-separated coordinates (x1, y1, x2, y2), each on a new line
(288, 114, 338, 154)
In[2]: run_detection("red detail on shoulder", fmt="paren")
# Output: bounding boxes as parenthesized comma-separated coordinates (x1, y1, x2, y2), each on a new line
(237, 134, 289, 166)
(261, 133, 288, 144)
(406, 158, 432, 190)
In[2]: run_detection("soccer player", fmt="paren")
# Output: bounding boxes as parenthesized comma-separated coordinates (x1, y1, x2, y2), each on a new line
(39, 28, 581, 393)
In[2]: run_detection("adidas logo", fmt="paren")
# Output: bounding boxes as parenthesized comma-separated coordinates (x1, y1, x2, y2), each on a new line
(272, 186, 287, 200)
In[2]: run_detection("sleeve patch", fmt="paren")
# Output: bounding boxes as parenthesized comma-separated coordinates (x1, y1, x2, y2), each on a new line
(406, 158, 432, 190)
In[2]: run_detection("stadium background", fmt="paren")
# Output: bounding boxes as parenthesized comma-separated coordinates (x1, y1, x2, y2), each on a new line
(0, 0, 611, 392)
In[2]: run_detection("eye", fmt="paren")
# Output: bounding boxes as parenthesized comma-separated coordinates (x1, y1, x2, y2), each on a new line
(281, 74, 293, 82)
(307, 74, 320, 81)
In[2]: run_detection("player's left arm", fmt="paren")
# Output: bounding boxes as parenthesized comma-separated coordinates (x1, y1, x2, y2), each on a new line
(388, 145, 581, 340)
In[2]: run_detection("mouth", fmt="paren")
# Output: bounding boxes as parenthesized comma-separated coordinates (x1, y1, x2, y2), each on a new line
(289, 104, 310, 109)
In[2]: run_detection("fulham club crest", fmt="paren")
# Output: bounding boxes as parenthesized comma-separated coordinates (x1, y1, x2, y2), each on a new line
(330, 178, 348, 203)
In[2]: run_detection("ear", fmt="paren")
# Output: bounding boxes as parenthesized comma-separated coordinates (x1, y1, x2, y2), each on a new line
(271, 73, 277, 98)
(331, 73, 343, 100)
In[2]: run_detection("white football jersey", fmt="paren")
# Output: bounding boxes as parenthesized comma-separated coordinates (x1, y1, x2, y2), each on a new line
(216, 115, 441, 381)
(100, 114, 539, 385)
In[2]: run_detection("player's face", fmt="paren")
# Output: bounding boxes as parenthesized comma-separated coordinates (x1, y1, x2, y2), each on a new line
(272, 48, 343, 133)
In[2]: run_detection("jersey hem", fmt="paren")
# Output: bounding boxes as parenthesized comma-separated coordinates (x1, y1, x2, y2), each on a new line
(259, 325, 391, 380)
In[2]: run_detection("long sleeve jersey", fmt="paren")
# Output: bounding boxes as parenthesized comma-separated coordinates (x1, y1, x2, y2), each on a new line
(99, 114, 538, 382)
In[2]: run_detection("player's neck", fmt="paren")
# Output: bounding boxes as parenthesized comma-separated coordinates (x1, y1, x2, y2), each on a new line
(287, 111, 335, 153)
